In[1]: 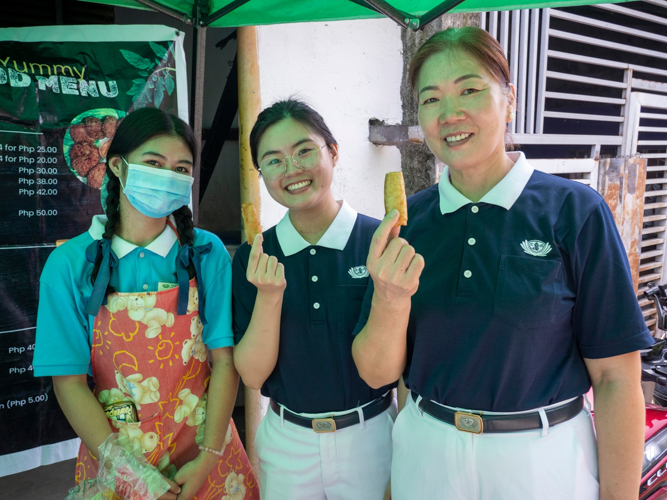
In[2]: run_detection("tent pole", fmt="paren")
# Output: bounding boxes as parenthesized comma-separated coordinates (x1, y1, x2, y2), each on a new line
(55, 0, 64, 24)
(202, 0, 252, 26)
(134, 0, 193, 23)
(417, 0, 469, 28)
(238, 24, 265, 475)
(191, 24, 207, 224)
(350, 0, 411, 28)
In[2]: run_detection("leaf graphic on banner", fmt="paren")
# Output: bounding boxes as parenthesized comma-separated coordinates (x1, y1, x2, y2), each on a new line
(120, 49, 154, 70)
(155, 78, 166, 108)
(149, 42, 167, 60)
(127, 78, 146, 97)
(134, 87, 151, 107)
(138, 70, 149, 77)
(165, 73, 175, 95)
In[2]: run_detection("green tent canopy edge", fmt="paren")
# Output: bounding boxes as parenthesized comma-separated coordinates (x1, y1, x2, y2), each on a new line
(79, 0, 636, 29)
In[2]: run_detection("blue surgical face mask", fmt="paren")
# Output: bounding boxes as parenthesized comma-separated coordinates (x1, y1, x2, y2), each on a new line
(120, 158, 194, 218)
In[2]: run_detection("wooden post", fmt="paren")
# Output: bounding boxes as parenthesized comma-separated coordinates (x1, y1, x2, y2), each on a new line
(237, 25, 266, 476)
(598, 157, 647, 291)
(190, 24, 207, 224)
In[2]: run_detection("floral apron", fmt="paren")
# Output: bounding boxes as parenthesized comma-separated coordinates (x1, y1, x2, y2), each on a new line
(75, 278, 258, 500)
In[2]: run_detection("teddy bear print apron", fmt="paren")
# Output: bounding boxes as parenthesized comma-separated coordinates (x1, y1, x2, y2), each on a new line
(75, 279, 258, 500)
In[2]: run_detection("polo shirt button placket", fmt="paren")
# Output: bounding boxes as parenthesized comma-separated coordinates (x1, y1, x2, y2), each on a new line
(456, 204, 479, 294)
(309, 247, 324, 322)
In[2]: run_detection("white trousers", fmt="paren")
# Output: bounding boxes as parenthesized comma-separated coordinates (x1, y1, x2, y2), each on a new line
(256, 401, 395, 500)
(392, 395, 600, 500)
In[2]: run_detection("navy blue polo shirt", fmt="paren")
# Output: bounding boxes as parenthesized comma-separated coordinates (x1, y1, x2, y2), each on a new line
(233, 201, 395, 414)
(354, 152, 652, 412)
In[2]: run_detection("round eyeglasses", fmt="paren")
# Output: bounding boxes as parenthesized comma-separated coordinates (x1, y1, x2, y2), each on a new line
(258, 144, 327, 180)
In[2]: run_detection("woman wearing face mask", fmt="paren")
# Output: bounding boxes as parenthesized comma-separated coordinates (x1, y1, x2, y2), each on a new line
(232, 99, 396, 500)
(34, 108, 258, 500)
(352, 28, 652, 500)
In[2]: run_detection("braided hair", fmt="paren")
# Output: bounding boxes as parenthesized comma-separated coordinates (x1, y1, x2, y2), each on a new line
(91, 107, 197, 296)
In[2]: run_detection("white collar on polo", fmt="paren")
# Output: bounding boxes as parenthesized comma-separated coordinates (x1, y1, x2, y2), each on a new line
(88, 214, 177, 259)
(276, 200, 358, 257)
(438, 151, 535, 215)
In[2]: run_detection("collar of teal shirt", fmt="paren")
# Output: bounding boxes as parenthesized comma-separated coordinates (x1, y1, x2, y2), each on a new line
(438, 151, 535, 215)
(276, 200, 358, 257)
(87, 214, 177, 259)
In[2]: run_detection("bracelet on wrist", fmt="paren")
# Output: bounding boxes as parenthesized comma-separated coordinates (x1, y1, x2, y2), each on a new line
(198, 445, 224, 457)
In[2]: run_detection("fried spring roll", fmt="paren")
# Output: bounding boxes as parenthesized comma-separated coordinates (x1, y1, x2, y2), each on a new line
(384, 171, 408, 227)
(241, 202, 263, 245)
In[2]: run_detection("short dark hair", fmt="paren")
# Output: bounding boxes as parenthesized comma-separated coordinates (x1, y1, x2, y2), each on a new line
(409, 27, 510, 94)
(409, 27, 515, 149)
(249, 99, 337, 169)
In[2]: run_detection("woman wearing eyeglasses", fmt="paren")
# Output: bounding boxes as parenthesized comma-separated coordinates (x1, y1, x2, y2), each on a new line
(232, 99, 396, 500)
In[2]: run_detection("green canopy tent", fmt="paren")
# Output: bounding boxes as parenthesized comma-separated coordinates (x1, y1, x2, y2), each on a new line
(81, 0, 633, 28)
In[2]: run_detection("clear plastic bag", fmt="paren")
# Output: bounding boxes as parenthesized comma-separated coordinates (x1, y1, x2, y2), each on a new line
(64, 479, 113, 500)
(65, 434, 170, 500)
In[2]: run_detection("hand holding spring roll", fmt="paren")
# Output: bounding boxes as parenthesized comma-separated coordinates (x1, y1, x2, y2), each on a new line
(241, 202, 262, 245)
(384, 172, 408, 227)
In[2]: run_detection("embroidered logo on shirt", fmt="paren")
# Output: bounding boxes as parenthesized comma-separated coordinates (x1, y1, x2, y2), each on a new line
(348, 266, 369, 278)
(520, 240, 552, 257)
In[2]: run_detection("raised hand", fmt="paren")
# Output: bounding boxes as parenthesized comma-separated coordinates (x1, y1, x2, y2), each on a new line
(246, 233, 286, 295)
(367, 210, 424, 303)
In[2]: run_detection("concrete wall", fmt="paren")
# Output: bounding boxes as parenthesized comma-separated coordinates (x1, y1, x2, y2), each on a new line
(256, 18, 404, 228)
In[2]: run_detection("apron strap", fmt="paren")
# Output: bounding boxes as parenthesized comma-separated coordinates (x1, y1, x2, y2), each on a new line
(169, 217, 212, 324)
(176, 242, 212, 324)
(84, 238, 119, 316)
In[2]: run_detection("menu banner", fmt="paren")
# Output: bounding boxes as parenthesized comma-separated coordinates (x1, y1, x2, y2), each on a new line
(0, 25, 188, 477)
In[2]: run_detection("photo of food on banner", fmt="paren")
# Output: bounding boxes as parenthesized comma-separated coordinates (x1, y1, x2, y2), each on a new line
(64, 111, 124, 189)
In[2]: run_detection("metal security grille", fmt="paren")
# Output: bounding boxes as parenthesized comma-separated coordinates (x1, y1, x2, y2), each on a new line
(628, 93, 667, 331)
(480, 1, 667, 332)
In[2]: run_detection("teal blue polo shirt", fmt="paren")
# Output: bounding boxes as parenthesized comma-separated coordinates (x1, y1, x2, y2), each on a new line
(34, 215, 233, 377)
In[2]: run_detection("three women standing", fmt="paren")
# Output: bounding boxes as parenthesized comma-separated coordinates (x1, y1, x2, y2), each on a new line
(34, 26, 651, 500)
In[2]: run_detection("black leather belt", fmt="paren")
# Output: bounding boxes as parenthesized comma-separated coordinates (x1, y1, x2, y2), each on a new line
(412, 393, 584, 434)
(270, 392, 393, 433)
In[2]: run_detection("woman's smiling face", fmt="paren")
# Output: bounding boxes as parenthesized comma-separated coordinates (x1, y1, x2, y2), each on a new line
(257, 117, 338, 211)
(416, 49, 514, 173)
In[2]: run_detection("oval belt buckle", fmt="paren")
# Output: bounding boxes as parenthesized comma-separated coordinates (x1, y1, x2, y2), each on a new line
(454, 411, 483, 434)
(312, 415, 337, 433)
